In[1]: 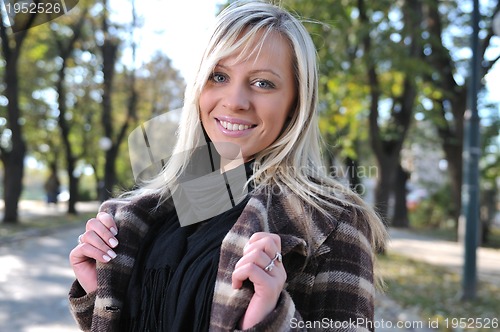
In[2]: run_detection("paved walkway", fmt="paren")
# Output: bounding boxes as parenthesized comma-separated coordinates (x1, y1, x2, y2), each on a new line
(1, 223, 90, 331)
(388, 228, 500, 286)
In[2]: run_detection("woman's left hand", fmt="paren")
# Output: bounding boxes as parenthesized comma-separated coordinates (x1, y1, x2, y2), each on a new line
(232, 232, 286, 329)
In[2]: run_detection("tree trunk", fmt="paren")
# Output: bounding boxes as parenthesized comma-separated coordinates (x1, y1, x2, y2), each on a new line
(53, 14, 87, 214)
(2, 50, 26, 223)
(97, 1, 138, 200)
(392, 164, 410, 228)
(345, 157, 363, 195)
(360, 0, 419, 225)
(100, 37, 119, 200)
(424, 3, 469, 228)
(0, 15, 34, 223)
(480, 188, 496, 245)
(2, 145, 25, 223)
(99, 146, 118, 201)
(442, 137, 463, 223)
(57, 66, 79, 215)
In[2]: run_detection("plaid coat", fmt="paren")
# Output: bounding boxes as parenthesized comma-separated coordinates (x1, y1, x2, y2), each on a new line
(69, 188, 376, 331)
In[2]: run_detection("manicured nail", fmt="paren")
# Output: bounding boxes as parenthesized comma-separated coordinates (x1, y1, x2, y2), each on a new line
(103, 255, 111, 262)
(109, 238, 118, 247)
(107, 250, 117, 259)
(110, 227, 118, 236)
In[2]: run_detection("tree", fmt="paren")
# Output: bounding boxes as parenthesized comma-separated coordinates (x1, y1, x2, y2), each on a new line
(0, 12, 38, 222)
(284, 0, 379, 195)
(286, 0, 425, 226)
(97, 0, 137, 200)
(136, 52, 185, 118)
(52, 7, 89, 214)
(416, 1, 500, 225)
(359, 0, 423, 227)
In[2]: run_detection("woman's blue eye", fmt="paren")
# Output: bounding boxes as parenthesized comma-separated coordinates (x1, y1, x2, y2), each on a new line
(210, 73, 227, 83)
(254, 80, 275, 89)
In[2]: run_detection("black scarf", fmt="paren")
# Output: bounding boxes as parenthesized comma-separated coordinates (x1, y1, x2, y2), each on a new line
(120, 162, 253, 331)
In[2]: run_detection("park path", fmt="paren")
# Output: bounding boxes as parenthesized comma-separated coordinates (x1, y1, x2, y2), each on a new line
(0, 220, 85, 331)
(1, 202, 498, 331)
(387, 228, 500, 286)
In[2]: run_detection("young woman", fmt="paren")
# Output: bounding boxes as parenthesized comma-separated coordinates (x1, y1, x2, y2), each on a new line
(69, 1, 387, 331)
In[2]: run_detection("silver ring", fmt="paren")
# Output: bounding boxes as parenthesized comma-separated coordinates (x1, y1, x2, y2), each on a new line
(78, 234, 84, 244)
(264, 260, 275, 272)
(273, 252, 282, 264)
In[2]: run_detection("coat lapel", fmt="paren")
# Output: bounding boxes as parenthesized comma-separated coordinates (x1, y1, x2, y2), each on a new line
(209, 189, 339, 330)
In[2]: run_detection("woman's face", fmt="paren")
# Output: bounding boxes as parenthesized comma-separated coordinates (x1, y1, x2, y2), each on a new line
(199, 32, 296, 162)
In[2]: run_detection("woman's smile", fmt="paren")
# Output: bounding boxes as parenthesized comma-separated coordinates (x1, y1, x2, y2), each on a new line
(215, 116, 257, 137)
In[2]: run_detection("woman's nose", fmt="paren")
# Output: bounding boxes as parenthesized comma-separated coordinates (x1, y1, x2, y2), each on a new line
(222, 83, 250, 111)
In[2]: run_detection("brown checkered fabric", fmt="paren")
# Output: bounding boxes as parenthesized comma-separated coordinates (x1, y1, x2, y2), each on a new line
(69, 188, 376, 331)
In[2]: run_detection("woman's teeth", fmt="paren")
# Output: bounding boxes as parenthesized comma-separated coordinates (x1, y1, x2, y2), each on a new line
(220, 120, 252, 131)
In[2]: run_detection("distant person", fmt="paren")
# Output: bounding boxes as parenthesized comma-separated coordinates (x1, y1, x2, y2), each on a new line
(44, 165, 60, 206)
(68, 1, 387, 331)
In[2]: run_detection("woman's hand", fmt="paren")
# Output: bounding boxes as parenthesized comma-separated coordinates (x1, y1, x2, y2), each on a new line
(69, 212, 119, 294)
(232, 232, 286, 329)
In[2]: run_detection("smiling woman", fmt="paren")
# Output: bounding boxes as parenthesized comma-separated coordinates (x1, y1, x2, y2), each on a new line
(68, 1, 387, 331)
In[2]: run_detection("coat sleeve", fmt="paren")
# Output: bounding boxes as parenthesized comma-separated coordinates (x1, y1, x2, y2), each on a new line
(237, 207, 376, 332)
(68, 280, 97, 331)
(67, 199, 125, 331)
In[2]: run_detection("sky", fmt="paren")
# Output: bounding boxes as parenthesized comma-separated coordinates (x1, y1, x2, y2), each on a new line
(109, 0, 226, 82)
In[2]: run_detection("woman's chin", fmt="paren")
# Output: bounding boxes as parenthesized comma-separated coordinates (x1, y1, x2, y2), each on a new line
(212, 141, 243, 160)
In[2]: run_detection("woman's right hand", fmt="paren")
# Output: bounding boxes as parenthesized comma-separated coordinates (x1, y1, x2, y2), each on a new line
(69, 212, 119, 294)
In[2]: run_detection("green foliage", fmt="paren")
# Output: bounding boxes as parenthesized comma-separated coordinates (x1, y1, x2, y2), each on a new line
(0, 0, 185, 205)
(409, 183, 455, 229)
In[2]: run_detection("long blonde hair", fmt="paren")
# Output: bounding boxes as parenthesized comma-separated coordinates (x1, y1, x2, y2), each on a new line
(124, 0, 386, 251)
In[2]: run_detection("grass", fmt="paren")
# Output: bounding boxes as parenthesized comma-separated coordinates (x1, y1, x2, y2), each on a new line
(378, 253, 500, 331)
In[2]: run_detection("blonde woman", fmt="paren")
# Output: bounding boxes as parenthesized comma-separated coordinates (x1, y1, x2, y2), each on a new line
(69, 1, 386, 331)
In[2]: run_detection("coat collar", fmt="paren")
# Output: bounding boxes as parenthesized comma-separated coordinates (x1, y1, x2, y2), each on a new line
(209, 188, 340, 330)
(247, 187, 339, 256)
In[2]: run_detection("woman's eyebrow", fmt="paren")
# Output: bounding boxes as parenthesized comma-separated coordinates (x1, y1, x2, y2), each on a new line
(249, 69, 282, 79)
(215, 64, 282, 79)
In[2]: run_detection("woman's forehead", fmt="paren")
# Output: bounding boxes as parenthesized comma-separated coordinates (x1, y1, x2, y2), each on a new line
(218, 30, 291, 67)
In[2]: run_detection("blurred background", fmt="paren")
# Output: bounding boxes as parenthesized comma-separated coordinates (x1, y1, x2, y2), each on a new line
(0, 0, 499, 331)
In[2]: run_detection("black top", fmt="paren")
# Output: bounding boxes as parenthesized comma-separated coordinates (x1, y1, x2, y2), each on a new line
(120, 162, 253, 331)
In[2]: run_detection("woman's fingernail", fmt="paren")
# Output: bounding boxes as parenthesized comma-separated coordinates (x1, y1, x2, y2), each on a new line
(109, 238, 118, 247)
(103, 255, 111, 262)
(107, 250, 117, 259)
(110, 227, 118, 236)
